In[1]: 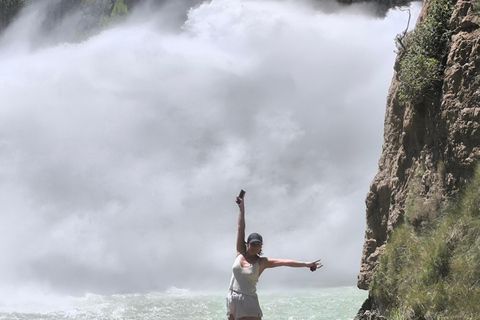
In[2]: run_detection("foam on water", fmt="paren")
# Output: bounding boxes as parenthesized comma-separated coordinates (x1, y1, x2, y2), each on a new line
(0, 286, 366, 319)
(0, 285, 75, 315)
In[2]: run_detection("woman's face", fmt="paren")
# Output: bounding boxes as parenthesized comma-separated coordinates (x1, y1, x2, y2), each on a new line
(247, 241, 262, 254)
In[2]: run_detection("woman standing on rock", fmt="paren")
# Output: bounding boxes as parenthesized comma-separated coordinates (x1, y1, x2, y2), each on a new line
(226, 190, 322, 320)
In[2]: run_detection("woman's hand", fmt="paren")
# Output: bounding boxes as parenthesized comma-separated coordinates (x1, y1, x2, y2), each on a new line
(308, 259, 323, 272)
(236, 189, 245, 207)
(236, 196, 243, 204)
(236, 196, 245, 212)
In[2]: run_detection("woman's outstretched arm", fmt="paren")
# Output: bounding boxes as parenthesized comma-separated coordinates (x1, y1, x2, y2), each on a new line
(260, 258, 322, 273)
(235, 194, 247, 255)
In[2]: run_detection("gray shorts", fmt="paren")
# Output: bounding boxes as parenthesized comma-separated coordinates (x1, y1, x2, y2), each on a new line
(226, 291, 263, 318)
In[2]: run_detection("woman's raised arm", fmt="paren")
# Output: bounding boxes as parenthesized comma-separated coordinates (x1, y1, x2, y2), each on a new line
(235, 194, 247, 255)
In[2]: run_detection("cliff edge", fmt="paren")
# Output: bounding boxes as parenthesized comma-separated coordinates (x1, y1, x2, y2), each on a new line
(357, 0, 480, 318)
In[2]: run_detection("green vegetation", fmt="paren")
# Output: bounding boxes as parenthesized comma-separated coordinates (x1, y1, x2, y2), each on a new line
(404, 162, 444, 230)
(99, 0, 129, 27)
(472, 0, 480, 13)
(370, 164, 480, 319)
(396, 0, 456, 105)
(0, 0, 132, 33)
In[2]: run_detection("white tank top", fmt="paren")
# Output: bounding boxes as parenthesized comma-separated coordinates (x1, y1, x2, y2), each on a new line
(228, 254, 260, 297)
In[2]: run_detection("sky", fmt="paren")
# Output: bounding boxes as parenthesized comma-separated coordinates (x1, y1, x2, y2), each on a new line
(0, 0, 421, 299)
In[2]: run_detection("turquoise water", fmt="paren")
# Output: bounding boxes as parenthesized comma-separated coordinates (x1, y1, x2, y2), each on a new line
(0, 286, 366, 319)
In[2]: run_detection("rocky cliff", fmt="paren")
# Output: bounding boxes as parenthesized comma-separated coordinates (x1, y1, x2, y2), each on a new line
(0, 0, 199, 36)
(357, 0, 480, 318)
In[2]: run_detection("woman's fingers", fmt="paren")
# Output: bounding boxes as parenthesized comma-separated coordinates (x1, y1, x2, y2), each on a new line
(310, 259, 323, 272)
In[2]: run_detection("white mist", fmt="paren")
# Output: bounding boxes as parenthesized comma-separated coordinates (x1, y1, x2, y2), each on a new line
(0, 0, 420, 298)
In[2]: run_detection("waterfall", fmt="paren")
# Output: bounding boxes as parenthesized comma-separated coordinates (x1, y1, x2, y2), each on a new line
(0, 0, 420, 295)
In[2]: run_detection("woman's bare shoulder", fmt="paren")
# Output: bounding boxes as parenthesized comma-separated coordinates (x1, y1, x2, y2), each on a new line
(258, 256, 269, 265)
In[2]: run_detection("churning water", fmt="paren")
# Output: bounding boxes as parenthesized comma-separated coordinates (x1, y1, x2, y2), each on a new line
(0, 286, 366, 320)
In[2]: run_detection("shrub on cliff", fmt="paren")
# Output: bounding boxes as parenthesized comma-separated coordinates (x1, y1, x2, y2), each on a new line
(370, 164, 480, 319)
(396, 0, 456, 105)
(98, 0, 129, 27)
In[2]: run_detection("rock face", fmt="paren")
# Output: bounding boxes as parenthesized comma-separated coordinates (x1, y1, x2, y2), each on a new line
(357, 0, 480, 317)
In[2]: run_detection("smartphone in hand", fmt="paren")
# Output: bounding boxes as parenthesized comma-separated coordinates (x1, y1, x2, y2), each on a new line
(236, 189, 246, 204)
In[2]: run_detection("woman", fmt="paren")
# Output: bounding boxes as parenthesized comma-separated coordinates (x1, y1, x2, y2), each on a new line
(226, 192, 322, 320)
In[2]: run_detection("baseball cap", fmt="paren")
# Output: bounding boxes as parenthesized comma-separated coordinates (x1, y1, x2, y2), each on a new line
(247, 233, 263, 244)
